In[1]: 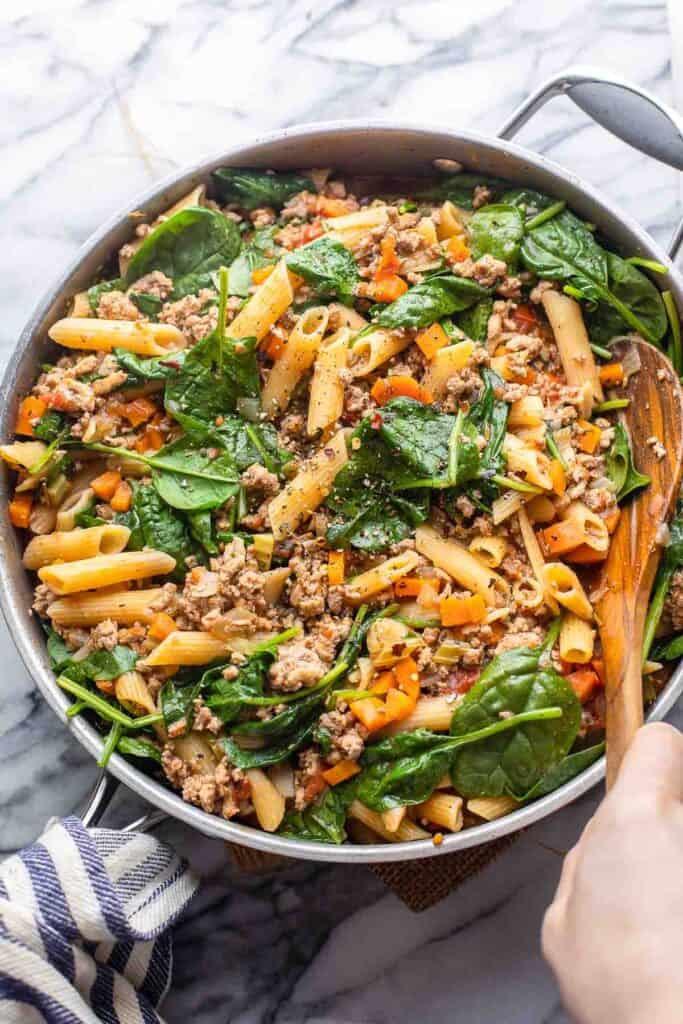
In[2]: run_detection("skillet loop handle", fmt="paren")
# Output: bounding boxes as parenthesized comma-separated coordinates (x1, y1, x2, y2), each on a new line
(80, 771, 166, 833)
(498, 65, 683, 259)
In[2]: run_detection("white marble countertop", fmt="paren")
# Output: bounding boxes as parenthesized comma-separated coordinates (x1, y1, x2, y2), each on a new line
(1, 1, 681, 1021)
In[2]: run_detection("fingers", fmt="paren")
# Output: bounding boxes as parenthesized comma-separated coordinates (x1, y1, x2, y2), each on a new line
(611, 722, 683, 802)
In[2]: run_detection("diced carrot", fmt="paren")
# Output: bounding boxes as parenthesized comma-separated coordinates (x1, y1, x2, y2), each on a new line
(394, 656, 421, 703)
(395, 576, 444, 599)
(303, 773, 326, 802)
(110, 480, 132, 513)
(349, 696, 389, 733)
(15, 396, 47, 436)
(9, 493, 32, 529)
(439, 594, 486, 627)
(446, 235, 470, 263)
(91, 471, 122, 501)
(368, 275, 408, 303)
(514, 366, 537, 384)
(293, 221, 324, 248)
(416, 323, 449, 360)
(510, 303, 538, 330)
(604, 508, 620, 534)
(566, 668, 602, 703)
(598, 362, 624, 387)
(264, 333, 285, 361)
(538, 519, 586, 556)
(317, 197, 350, 219)
(549, 459, 566, 497)
(327, 550, 345, 586)
(252, 265, 274, 285)
(371, 375, 433, 406)
(385, 687, 415, 722)
(370, 671, 396, 695)
(95, 679, 115, 695)
(322, 759, 361, 785)
(123, 397, 157, 428)
(576, 419, 602, 454)
(374, 235, 402, 280)
(135, 426, 164, 453)
(149, 612, 177, 642)
(565, 543, 607, 564)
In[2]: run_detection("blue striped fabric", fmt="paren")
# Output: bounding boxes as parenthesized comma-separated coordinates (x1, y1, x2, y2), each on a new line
(0, 816, 199, 1023)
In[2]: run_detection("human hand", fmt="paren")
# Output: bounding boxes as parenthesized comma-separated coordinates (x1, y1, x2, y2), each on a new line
(542, 722, 683, 1024)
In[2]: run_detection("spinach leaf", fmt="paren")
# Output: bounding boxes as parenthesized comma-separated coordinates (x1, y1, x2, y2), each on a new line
(203, 629, 299, 724)
(117, 736, 162, 764)
(501, 188, 556, 221)
(223, 716, 317, 769)
(129, 292, 163, 317)
(212, 168, 314, 210)
(125, 207, 241, 299)
(114, 348, 187, 384)
(187, 509, 218, 555)
(214, 414, 291, 474)
(644, 502, 683, 659)
(46, 627, 72, 671)
(605, 422, 651, 502)
(161, 678, 203, 731)
(469, 367, 508, 476)
(378, 397, 456, 480)
(278, 780, 358, 844)
(149, 438, 240, 511)
(521, 211, 667, 345)
(355, 708, 566, 812)
(34, 410, 67, 443)
(74, 501, 106, 529)
(585, 252, 668, 346)
(468, 203, 524, 267)
(59, 645, 138, 685)
(415, 174, 506, 210)
(126, 482, 202, 577)
(449, 637, 581, 798)
(88, 278, 124, 314)
(454, 297, 493, 341)
(371, 273, 490, 330)
(651, 633, 683, 662)
(231, 687, 326, 740)
(521, 742, 605, 801)
(285, 236, 359, 304)
(228, 226, 282, 297)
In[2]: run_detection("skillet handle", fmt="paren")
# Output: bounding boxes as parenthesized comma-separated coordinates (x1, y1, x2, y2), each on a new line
(498, 66, 683, 259)
(81, 771, 166, 833)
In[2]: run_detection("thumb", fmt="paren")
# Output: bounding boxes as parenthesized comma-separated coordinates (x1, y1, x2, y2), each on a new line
(611, 722, 683, 802)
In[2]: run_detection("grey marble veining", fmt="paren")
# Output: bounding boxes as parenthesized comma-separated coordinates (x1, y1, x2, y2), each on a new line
(0, 0, 681, 1021)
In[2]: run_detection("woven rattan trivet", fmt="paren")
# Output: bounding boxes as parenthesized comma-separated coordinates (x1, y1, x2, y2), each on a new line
(227, 832, 521, 912)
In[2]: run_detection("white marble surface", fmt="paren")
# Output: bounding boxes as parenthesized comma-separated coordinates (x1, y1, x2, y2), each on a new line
(0, 0, 681, 1021)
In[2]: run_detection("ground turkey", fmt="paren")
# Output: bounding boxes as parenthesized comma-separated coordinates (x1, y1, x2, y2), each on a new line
(317, 709, 368, 763)
(269, 640, 327, 693)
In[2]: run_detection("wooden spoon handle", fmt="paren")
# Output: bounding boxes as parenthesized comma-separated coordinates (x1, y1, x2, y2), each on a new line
(604, 610, 645, 789)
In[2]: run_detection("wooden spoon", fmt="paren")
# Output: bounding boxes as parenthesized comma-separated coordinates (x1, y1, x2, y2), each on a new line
(595, 339, 683, 789)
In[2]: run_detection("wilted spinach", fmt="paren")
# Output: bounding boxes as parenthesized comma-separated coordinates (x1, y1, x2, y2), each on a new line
(585, 251, 668, 346)
(56, 645, 138, 685)
(212, 168, 314, 210)
(415, 174, 505, 210)
(468, 203, 524, 267)
(285, 236, 359, 305)
(119, 481, 203, 577)
(605, 422, 650, 502)
(501, 188, 557, 221)
(521, 742, 605, 801)
(203, 629, 300, 724)
(88, 278, 124, 314)
(371, 273, 490, 330)
(125, 207, 241, 299)
(117, 736, 162, 764)
(115, 348, 187, 384)
(643, 502, 683, 659)
(454, 297, 493, 341)
(228, 226, 282, 297)
(278, 779, 358, 844)
(33, 410, 67, 443)
(128, 291, 163, 317)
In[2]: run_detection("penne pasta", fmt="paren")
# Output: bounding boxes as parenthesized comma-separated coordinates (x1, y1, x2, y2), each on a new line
(55, 488, 95, 532)
(504, 433, 553, 490)
(381, 696, 457, 736)
(326, 206, 389, 249)
(421, 341, 474, 399)
(48, 318, 185, 356)
(348, 329, 412, 378)
(416, 793, 464, 832)
(507, 395, 545, 429)
(47, 587, 164, 627)
(348, 801, 431, 842)
(344, 550, 420, 604)
(307, 327, 350, 435)
(38, 550, 176, 595)
(381, 807, 407, 833)
(468, 535, 508, 569)
(541, 291, 604, 407)
(268, 429, 348, 540)
(517, 507, 559, 614)
(227, 259, 294, 342)
(261, 306, 329, 417)
(559, 612, 596, 664)
(115, 671, 157, 717)
(541, 562, 593, 620)
(23, 524, 130, 570)
(415, 525, 506, 606)
(247, 768, 286, 832)
(467, 796, 520, 821)
(561, 500, 609, 553)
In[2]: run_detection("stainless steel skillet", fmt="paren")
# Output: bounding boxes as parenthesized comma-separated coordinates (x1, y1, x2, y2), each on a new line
(2, 67, 683, 863)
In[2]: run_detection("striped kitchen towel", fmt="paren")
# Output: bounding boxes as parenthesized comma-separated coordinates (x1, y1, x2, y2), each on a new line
(0, 815, 199, 1022)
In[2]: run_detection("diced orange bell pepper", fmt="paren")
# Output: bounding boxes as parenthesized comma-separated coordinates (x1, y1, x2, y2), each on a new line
(317, 197, 350, 219)
(322, 759, 361, 785)
(565, 543, 607, 564)
(252, 265, 274, 285)
(370, 671, 397, 696)
(135, 426, 165, 453)
(446, 235, 470, 263)
(149, 612, 177, 642)
(416, 323, 449, 360)
(538, 519, 586, 557)
(9, 493, 32, 529)
(576, 419, 602, 454)
(510, 303, 538, 331)
(549, 459, 566, 497)
(394, 656, 421, 703)
(394, 577, 425, 599)
(598, 362, 624, 387)
(15, 396, 47, 437)
(369, 275, 408, 303)
(566, 668, 602, 703)
(385, 687, 415, 722)
(263, 333, 285, 361)
(123, 397, 157, 428)
(91, 471, 122, 501)
(349, 696, 389, 733)
(439, 594, 486, 627)
(110, 480, 132, 513)
(375, 235, 402, 279)
(327, 550, 345, 586)
(371, 375, 433, 406)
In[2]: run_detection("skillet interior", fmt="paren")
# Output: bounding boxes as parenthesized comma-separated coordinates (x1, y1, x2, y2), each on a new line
(2, 121, 682, 863)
